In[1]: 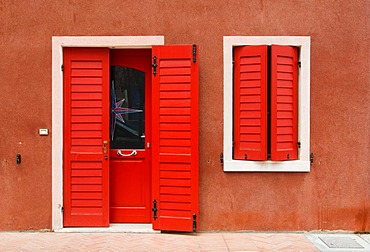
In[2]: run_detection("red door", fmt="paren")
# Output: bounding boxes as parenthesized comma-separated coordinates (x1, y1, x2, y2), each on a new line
(109, 49, 152, 223)
(151, 45, 199, 232)
(63, 48, 110, 227)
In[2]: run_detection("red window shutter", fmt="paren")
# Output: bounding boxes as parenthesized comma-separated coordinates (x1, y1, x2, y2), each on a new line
(233, 46, 268, 161)
(63, 48, 110, 227)
(271, 45, 298, 161)
(151, 45, 199, 232)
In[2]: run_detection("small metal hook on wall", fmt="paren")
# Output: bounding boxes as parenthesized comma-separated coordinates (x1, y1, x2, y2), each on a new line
(16, 154, 21, 165)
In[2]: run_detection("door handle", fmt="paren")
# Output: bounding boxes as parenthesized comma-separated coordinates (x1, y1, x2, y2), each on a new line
(117, 150, 137, 157)
(103, 140, 108, 154)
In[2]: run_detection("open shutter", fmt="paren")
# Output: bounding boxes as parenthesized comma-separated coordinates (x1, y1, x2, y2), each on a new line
(63, 48, 110, 227)
(152, 45, 199, 232)
(271, 45, 298, 161)
(233, 46, 268, 161)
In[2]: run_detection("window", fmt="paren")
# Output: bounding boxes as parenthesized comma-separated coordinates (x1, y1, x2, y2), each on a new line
(223, 36, 310, 172)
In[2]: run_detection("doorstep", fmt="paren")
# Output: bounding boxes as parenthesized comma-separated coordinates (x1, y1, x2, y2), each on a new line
(55, 224, 159, 233)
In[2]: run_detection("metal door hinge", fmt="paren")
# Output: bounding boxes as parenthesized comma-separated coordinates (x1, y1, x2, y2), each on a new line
(310, 153, 314, 165)
(61, 64, 64, 72)
(220, 152, 223, 166)
(152, 56, 157, 76)
(297, 141, 301, 148)
(152, 199, 158, 220)
(192, 214, 197, 232)
(192, 44, 197, 63)
(61, 206, 64, 212)
(298, 62, 301, 68)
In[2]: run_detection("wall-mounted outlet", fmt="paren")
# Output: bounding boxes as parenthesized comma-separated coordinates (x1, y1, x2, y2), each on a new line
(39, 129, 49, 136)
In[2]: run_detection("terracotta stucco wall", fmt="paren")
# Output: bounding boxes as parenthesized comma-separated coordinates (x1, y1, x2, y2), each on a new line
(0, 0, 369, 231)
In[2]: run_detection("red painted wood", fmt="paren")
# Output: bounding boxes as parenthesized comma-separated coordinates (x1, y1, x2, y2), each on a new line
(152, 45, 199, 232)
(271, 45, 298, 161)
(63, 47, 110, 227)
(233, 46, 268, 161)
(109, 49, 152, 223)
(109, 156, 150, 223)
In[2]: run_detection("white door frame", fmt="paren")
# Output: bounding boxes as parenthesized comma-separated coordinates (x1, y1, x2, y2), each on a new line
(51, 36, 165, 231)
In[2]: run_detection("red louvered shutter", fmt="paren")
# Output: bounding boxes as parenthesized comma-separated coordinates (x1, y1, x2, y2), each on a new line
(63, 48, 110, 227)
(271, 45, 298, 161)
(233, 46, 268, 161)
(151, 45, 199, 232)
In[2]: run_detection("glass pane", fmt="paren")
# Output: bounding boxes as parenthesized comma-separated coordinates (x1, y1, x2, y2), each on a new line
(110, 66, 145, 149)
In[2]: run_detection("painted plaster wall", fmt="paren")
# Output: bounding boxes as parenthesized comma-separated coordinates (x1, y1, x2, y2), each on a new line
(0, 0, 369, 231)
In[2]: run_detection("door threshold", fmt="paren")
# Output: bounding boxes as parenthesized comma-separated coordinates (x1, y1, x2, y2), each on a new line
(56, 224, 159, 233)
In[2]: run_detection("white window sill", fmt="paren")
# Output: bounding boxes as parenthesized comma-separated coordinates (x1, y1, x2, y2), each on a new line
(224, 160, 310, 172)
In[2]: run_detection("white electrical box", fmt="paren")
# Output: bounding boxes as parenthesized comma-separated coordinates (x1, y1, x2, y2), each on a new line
(39, 129, 49, 136)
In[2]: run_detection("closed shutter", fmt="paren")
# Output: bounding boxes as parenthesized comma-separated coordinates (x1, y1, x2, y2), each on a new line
(233, 46, 268, 161)
(63, 48, 110, 227)
(151, 45, 199, 232)
(271, 45, 298, 161)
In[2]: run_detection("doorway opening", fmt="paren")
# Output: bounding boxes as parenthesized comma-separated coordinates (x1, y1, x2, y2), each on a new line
(109, 49, 152, 223)
(55, 38, 198, 232)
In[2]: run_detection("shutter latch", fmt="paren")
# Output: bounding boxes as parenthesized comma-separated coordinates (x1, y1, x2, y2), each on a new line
(220, 152, 223, 166)
(310, 153, 314, 165)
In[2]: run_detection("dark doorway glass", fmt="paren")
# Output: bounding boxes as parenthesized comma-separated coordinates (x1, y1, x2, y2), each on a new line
(110, 66, 145, 149)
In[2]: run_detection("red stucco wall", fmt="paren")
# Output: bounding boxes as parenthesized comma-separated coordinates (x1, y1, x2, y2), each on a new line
(0, 0, 369, 231)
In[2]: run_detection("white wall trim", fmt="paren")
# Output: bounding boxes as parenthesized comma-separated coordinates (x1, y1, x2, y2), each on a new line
(223, 36, 310, 172)
(52, 36, 165, 231)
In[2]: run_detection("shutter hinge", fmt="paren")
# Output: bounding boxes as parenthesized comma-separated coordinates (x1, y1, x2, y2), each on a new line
(152, 56, 157, 76)
(152, 199, 158, 220)
(220, 152, 223, 166)
(61, 64, 64, 72)
(298, 62, 301, 68)
(61, 206, 64, 213)
(298, 141, 301, 148)
(192, 44, 196, 63)
(192, 214, 197, 232)
(310, 153, 314, 165)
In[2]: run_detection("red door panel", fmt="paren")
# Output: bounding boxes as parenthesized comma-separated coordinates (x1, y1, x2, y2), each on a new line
(233, 46, 268, 161)
(271, 45, 298, 161)
(63, 47, 110, 227)
(152, 45, 199, 232)
(109, 153, 150, 222)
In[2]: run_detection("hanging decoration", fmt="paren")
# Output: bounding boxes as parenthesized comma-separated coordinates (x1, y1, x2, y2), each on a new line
(110, 81, 142, 140)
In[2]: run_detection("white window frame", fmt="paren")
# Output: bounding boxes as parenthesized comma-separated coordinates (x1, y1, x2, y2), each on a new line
(51, 36, 165, 231)
(223, 36, 310, 172)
